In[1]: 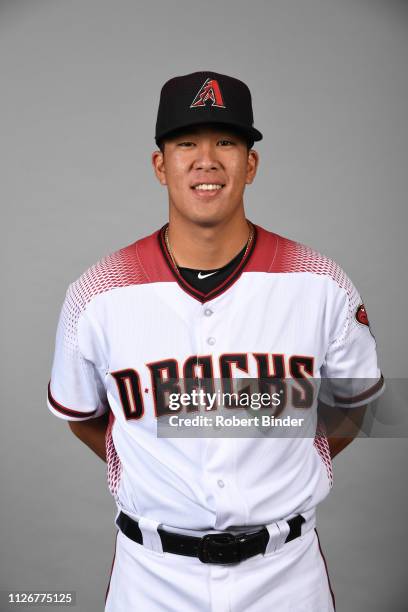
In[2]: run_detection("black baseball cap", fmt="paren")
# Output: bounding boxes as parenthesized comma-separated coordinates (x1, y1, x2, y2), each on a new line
(155, 71, 263, 146)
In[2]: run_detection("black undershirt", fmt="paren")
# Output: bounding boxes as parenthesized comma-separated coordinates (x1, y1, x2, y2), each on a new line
(178, 244, 247, 294)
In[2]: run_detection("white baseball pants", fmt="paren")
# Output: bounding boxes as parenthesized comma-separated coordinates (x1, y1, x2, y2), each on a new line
(105, 526, 335, 611)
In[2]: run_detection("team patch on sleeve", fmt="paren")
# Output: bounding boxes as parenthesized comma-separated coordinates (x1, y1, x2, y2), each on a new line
(355, 304, 369, 327)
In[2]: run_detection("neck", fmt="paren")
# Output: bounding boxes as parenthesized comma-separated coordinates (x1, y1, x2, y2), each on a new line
(166, 211, 251, 270)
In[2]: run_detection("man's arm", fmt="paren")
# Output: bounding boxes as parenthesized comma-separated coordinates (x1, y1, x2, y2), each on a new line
(68, 412, 110, 462)
(318, 402, 368, 459)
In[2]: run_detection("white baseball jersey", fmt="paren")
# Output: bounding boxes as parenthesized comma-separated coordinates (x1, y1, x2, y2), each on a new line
(48, 224, 384, 533)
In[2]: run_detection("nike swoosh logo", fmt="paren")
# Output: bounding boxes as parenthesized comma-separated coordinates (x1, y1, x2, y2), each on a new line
(197, 271, 218, 279)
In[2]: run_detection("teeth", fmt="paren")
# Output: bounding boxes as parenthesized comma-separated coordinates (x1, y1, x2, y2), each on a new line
(194, 184, 223, 191)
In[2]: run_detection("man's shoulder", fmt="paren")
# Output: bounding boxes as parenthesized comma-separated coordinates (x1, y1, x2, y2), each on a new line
(253, 224, 354, 294)
(66, 228, 164, 311)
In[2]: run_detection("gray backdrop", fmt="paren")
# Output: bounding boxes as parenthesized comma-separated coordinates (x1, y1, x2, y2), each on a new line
(1, 0, 407, 610)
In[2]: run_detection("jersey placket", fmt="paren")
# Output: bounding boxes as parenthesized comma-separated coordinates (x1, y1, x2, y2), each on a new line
(197, 295, 248, 531)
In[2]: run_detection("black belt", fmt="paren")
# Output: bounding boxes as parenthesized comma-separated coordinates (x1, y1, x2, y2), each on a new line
(116, 512, 305, 565)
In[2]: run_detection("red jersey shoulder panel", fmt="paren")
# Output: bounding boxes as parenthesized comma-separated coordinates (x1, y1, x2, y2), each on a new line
(68, 240, 147, 311)
(66, 228, 173, 313)
(62, 231, 160, 336)
(249, 225, 359, 322)
(251, 226, 353, 291)
(245, 224, 279, 272)
(60, 231, 169, 355)
(136, 228, 175, 283)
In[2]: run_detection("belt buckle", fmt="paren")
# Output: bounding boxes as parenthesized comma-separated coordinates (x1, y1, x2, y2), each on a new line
(197, 532, 241, 564)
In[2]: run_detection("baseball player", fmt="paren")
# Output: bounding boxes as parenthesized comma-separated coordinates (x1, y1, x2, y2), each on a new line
(47, 71, 384, 611)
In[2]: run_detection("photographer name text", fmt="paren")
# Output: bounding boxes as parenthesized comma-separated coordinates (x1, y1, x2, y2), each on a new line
(167, 415, 305, 428)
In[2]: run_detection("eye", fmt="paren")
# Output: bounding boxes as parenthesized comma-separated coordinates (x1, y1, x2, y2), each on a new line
(218, 139, 235, 146)
(177, 141, 195, 148)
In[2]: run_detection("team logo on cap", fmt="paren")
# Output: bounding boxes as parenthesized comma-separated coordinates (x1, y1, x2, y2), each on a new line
(190, 78, 226, 109)
(356, 304, 369, 326)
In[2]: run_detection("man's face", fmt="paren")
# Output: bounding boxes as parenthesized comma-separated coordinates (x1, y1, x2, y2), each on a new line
(152, 126, 259, 227)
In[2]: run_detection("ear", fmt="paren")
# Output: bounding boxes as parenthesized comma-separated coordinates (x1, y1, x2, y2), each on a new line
(245, 149, 259, 185)
(152, 150, 167, 185)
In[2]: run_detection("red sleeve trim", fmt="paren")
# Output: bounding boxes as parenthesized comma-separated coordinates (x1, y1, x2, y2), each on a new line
(333, 374, 385, 405)
(48, 381, 98, 418)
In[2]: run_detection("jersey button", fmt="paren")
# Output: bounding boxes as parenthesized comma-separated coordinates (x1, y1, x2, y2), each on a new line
(217, 479, 225, 488)
(204, 308, 213, 317)
(207, 337, 216, 346)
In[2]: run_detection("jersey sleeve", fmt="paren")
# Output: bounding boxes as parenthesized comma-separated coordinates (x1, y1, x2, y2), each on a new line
(319, 274, 385, 408)
(47, 283, 109, 421)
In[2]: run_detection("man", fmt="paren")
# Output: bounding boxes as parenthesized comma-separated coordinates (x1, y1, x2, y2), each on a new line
(47, 71, 384, 611)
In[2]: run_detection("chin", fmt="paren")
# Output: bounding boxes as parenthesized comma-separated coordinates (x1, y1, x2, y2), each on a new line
(170, 194, 242, 228)
(193, 218, 222, 229)
(174, 201, 225, 227)
(185, 212, 223, 228)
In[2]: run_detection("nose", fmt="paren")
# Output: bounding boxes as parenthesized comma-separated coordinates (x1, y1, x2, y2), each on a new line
(192, 142, 221, 171)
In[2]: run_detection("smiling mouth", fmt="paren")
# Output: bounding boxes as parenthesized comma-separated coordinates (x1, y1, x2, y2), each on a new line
(191, 183, 225, 191)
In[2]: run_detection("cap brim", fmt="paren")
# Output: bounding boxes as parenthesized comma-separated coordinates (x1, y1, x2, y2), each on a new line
(155, 118, 263, 145)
